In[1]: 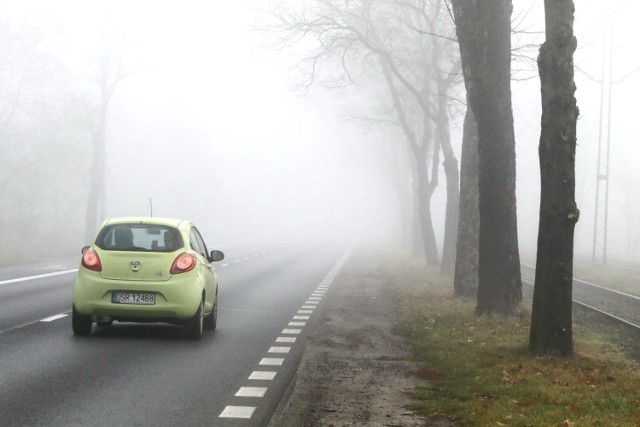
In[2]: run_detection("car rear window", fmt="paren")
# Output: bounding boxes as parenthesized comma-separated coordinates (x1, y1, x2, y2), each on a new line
(95, 224, 184, 252)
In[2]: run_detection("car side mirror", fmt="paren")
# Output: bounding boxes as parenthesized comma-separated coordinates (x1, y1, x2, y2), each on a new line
(209, 250, 225, 262)
(81, 245, 91, 254)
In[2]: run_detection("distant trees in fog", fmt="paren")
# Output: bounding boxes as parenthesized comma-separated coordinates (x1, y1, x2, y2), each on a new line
(0, 21, 89, 262)
(81, 35, 136, 242)
(268, 0, 581, 348)
(265, 0, 464, 275)
(0, 20, 137, 263)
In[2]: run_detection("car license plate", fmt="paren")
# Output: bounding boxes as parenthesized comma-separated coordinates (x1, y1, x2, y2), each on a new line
(111, 292, 155, 305)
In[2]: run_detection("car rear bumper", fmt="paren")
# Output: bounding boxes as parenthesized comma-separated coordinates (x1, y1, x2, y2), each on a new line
(73, 269, 204, 320)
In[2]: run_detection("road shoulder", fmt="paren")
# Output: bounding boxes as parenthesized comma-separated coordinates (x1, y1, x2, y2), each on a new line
(269, 250, 428, 426)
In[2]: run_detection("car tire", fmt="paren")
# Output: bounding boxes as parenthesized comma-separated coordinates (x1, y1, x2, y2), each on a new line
(72, 306, 92, 336)
(204, 293, 217, 331)
(184, 299, 204, 340)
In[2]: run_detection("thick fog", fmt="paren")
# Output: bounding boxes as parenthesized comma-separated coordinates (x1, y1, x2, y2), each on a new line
(0, 0, 397, 261)
(0, 0, 638, 265)
(508, 1, 640, 262)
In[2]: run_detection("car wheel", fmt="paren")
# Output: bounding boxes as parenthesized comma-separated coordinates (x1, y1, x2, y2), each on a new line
(72, 306, 92, 336)
(204, 293, 217, 331)
(184, 299, 204, 340)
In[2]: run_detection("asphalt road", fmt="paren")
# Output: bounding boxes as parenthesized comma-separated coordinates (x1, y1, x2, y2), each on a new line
(0, 241, 351, 426)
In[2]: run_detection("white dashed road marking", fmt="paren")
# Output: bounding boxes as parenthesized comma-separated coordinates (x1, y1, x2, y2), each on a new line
(249, 371, 277, 380)
(259, 358, 285, 366)
(235, 387, 268, 398)
(40, 314, 69, 322)
(219, 406, 256, 419)
(268, 346, 291, 354)
(218, 245, 355, 420)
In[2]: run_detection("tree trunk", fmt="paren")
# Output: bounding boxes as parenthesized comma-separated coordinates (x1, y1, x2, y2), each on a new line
(437, 82, 460, 276)
(529, 0, 579, 357)
(453, 105, 479, 297)
(452, 0, 522, 315)
(417, 159, 439, 266)
(379, 57, 439, 266)
(411, 169, 425, 257)
(441, 155, 459, 275)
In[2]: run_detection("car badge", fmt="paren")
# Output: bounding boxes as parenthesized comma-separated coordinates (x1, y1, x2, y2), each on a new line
(129, 260, 141, 272)
(155, 271, 163, 277)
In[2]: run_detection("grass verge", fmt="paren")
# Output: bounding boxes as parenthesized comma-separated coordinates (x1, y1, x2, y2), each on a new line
(386, 254, 640, 426)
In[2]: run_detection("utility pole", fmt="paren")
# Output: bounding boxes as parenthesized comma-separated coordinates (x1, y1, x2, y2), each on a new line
(589, 23, 640, 265)
(592, 26, 612, 266)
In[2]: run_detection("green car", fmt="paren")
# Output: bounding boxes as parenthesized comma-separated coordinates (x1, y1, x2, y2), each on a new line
(72, 217, 224, 339)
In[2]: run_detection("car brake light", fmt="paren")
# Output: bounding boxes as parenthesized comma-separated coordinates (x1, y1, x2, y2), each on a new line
(82, 249, 102, 272)
(170, 253, 197, 274)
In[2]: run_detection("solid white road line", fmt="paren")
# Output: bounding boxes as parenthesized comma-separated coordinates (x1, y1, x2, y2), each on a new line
(0, 269, 78, 286)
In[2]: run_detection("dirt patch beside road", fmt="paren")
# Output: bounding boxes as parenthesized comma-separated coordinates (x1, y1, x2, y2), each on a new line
(269, 251, 431, 427)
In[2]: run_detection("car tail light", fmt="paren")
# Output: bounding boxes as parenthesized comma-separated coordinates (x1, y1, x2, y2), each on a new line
(82, 249, 102, 272)
(170, 253, 197, 274)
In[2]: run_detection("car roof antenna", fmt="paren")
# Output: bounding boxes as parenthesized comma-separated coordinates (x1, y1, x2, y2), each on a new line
(149, 198, 153, 217)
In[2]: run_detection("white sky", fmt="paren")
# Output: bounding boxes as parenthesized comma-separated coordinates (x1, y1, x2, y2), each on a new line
(511, 0, 640, 259)
(2, 0, 639, 256)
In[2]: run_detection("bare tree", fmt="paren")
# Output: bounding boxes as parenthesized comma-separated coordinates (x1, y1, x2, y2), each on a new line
(529, 0, 579, 356)
(265, 0, 462, 267)
(377, 55, 440, 265)
(405, 0, 462, 274)
(451, 0, 522, 315)
(82, 34, 136, 241)
(372, 0, 462, 269)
